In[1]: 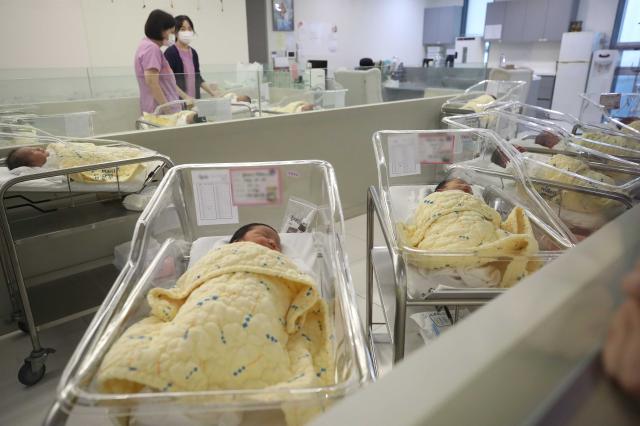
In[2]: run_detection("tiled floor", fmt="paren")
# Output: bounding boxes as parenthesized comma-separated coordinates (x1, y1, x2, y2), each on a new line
(0, 214, 391, 426)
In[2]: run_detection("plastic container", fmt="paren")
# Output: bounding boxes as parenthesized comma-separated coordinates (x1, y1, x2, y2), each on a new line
(579, 92, 640, 138)
(373, 128, 572, 298)
(0, 111, 96, 138)
(443, 111, 639, 236)
(46, 160, 372, 426)
(441, 80, 527, 115)
(494, 101, 640, 162)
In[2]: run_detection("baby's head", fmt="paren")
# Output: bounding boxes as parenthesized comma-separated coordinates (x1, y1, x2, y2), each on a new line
(236, 95, 252, 103)
(229, 223, 281, 252)
(490, 145, 527, 168)
(535, 131, 560, 149)
(435, 178, 472, 195)
(300, 103, 314, 112)
(6, 146, 49, 169)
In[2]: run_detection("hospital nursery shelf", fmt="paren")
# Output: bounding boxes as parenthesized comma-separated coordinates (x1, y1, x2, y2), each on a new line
(9, 199, 138, 242)
(16, 264, 116, 333)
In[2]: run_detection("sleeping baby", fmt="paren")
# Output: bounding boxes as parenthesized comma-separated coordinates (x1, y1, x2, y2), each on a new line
(96, 222, 334, 425)
(400, 178, 540, 288)
(5, 142, 147, 184)
(461, 94, 496, 113)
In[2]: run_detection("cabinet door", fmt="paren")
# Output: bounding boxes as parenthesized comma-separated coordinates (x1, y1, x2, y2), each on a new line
(543, 0, 577, 41)
(449, 6, 463, 44)
(502, 1, 526, 43)
(522, 0, 547, 42)
(423, 8, 440, 44)
(484, 1, 506, 40)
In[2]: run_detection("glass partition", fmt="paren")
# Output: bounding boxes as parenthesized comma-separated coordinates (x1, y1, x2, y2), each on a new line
(0, 63, 484, 136)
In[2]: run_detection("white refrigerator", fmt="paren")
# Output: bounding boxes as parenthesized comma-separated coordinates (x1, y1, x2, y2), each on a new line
(552, 32, 603, 117)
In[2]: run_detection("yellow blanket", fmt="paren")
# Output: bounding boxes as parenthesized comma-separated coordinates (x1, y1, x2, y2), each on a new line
(272, 101, 310, 114)
(399, 190, 539, 288)
(578, 131, 639, 157)
(533, 154, 618, 214)
(461, 94, 495, 112)
(97, 242, 333, 425)
(141, 110, 195, 127)
(47, 142, 146, 184)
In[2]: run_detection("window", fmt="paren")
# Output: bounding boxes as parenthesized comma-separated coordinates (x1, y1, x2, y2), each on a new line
(612, 0, 640, 93)
(463, 0, 494, 37)
(614, 0, 640, 47)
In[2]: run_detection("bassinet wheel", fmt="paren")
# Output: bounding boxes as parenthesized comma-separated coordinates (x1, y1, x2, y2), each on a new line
(18, 361, 45, 386)
(17, 321, 29, 334)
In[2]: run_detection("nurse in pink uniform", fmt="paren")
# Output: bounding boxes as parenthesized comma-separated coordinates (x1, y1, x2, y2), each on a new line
(134, 9, 189, 114)
(164, 15, 217, 100)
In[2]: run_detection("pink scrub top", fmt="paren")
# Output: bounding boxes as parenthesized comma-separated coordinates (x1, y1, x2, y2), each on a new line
(134, 38, 180, 114)
(178, 47, 197, 98)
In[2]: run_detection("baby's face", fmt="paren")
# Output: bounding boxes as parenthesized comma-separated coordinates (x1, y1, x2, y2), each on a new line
(241, 226, 282, 252)
(21, 147, 49, 167)
(300, 104, 314, 111)
(439, 178, 472, 195)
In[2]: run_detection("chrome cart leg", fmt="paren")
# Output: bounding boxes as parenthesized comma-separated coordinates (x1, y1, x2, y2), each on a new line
(0, 197, 55, 386)
(393, 257, 407, 363)
(366, 188, 375, 344)
(43, 399, 71, 426)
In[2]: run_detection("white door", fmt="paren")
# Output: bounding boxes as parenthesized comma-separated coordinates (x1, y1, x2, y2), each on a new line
(552, 62, 590, 117)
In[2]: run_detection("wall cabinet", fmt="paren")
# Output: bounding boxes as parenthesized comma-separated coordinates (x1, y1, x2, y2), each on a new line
(423, 6, 463, 45)
(484, 0, 578, 43)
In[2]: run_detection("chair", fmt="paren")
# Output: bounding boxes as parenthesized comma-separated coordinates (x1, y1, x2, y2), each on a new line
(334, 68, 383, 106)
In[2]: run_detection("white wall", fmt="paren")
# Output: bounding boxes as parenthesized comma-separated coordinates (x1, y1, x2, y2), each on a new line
(576, 0, 619, 44)
(1, 0, 249, 70)
(266, 0, 438, 69)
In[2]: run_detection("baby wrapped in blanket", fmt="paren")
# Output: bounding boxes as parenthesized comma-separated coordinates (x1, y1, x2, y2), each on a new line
(399, 182, 540, 288)
(97, 224, 334, 426)
(577, 131, 639, 157)
(532, 154, 620, 215)
(140, 110, 198, 127)
(6, 142, 148, 184)
(461, 94, 496, 113)
(270, 101, 315, 113)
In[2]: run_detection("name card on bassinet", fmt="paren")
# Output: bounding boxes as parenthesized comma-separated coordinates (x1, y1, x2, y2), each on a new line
(191, 169, 239, 226)
(388, 133, 455, 177)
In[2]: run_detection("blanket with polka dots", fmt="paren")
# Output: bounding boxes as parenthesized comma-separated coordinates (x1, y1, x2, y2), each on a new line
(96, 241, 333, 425)
(399, 190, 540, 288)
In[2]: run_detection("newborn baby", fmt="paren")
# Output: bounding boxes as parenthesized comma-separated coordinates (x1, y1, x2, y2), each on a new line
(223, 93, 252, 104)
(534, 131, 561, 149)
(6, 146, 54, 169)
(229, 223, 281, 252)
(434, 177, 472, 195)
(461, 94, 496, 113)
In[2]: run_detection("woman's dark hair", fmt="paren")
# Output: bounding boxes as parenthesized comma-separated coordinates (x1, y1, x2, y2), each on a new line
(175, 15, 195, 33)
(144, 9, 176, 41)
(359, 58, 374, 67)
(229, 223, 278, 244)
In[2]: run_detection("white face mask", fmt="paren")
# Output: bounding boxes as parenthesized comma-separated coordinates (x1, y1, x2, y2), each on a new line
(163, 33, 175, 47)
(178, 30, 194, 45)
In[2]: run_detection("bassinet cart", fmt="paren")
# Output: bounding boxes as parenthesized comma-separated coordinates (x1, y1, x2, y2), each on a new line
(494, 101, 640, 163)
(579, 92, 640, 138)
(0, 134, 174, 385)
(443, 111, 639, 236)
(0, 111, 97, 138)
(366, 129, 574, 366)
(441, 80, 527, 117)
(44, 160, 372, 425)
